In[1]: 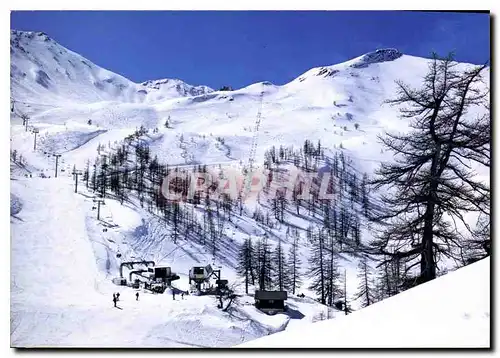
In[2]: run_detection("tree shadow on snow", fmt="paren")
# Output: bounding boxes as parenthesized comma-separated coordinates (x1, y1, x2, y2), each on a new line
(284, 306, 305, 320)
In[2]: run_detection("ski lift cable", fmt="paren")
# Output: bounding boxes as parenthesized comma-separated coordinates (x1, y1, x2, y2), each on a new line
(240, 90, 265, 199)
(10, 99, 60, 108)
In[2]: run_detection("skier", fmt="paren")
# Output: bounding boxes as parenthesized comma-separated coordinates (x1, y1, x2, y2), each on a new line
(116, 292, 120, 301)
(181, 292, 184, 300)
(172, 290, 176, 301)
(113, 294, 117, 308)
(136, 292, 139, 301)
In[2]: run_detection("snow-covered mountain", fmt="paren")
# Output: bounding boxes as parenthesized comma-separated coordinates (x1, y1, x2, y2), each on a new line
(10, 30, 213, 108)
(10, 29, 490, 348)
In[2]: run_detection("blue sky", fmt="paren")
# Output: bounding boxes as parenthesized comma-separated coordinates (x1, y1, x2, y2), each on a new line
(11, 11, 490, 89)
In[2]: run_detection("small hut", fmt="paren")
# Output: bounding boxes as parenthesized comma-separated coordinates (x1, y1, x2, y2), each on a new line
(254, 290, 288, 313)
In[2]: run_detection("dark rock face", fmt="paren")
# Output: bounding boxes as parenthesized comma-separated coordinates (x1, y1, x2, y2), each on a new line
(35, 70, 51, 88)
(350, 48, 403, 68)
(316, 67, 339, 77)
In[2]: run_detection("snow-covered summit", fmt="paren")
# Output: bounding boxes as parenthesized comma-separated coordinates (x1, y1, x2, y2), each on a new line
(11, 29, 52, 43)
(290, 48, 405, 84)
(140, 78, 213, 102)
(11, 29, 138, 105)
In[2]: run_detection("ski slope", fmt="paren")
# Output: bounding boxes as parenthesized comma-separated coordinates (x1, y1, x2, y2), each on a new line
(11, 174, 328, 347)
(239, 257, 491, 348)
(10, 30, 490, 347)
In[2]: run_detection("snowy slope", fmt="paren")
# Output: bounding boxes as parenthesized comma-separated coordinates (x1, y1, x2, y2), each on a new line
(238, 257, 491, 348)
(10, 29, 490, 347)
(10, 173, 307, 347)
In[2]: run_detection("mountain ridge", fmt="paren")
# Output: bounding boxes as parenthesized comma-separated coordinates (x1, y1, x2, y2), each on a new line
(10, 29, 418, 105)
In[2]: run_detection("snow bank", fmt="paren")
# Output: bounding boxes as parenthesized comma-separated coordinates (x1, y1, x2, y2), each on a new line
(238, 257, 490, 348)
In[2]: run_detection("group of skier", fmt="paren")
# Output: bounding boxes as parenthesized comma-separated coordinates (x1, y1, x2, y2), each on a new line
(113, 289, 189, 307)
(112, 292, 140, 307)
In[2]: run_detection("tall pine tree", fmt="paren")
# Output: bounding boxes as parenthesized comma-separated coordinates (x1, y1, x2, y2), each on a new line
(287, 231, 303, 295)
(237, 237, 255, 294)
(370, 54, 490, 284)
(355, 256, 375, 308)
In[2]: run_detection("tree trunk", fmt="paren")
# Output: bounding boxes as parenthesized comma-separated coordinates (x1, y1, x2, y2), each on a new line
(245, 267, 249, 294)
(421, 201, 436, 282)
(420, 145, 441, 283)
